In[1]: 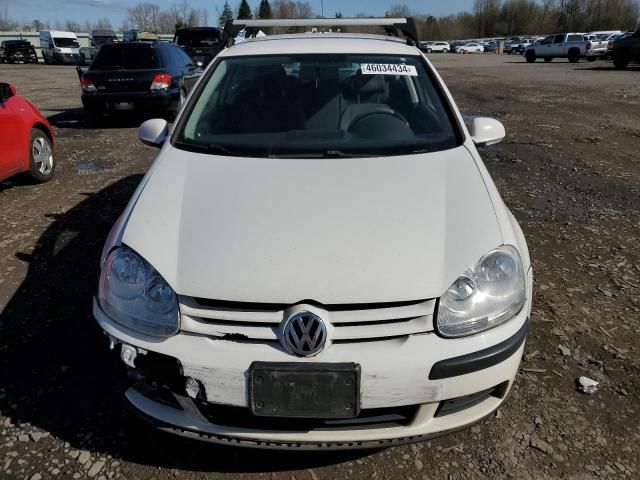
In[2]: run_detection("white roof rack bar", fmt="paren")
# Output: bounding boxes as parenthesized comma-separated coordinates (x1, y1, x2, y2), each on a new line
(223, 17, 419, 47)
(231, 18, 408, 28)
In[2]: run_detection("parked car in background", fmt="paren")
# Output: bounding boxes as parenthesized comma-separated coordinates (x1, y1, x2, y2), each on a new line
(456, 42, 484, 54)
(173, 27, 223, 67)
(612, 27, 640, 69)
(80, 41, 201, 119)
(123, 30, 159, 42)
(0, 40, 38, 64)
(40, 30, 81, 65)
(0, 83, 55, 183)
(604, 32, 632, 59)
(418, 41, 434, 52)
(484, 44, 498, 53)
(422, 41, 451, 53)
(94, 17, 532, 449)
(82, 29, 119, 65)
(515, 39, 534, 54)
(503, 37, 522, 54)
(91, 29, 118, 48)
(524, 33, 589, 63)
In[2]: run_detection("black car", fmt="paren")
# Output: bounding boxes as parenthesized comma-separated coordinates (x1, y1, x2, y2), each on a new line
(80, 41, 202, 119)
(0, 40, 38, 64)
(173, 27, 223, 67)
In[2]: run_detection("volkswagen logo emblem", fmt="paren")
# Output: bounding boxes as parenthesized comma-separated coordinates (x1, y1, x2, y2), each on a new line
(281, 311, 327, 357)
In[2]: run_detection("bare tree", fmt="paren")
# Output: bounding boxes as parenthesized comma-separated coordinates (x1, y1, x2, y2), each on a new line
(128, 2, 161, 32)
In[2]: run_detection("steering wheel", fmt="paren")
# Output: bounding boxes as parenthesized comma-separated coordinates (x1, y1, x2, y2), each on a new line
(347, 109, 409, 133)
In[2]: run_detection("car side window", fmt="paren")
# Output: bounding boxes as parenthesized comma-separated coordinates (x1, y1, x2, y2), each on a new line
(554, 35, 565, 43)
(541, 36, 553, 45)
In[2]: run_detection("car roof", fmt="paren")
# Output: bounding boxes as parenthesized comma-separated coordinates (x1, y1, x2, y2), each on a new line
(103, 41, 172, 48)
(219, 33, 421, 58)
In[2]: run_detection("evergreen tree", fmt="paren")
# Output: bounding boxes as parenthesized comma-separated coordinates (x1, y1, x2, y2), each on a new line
(238, 0, 252, 20)
(258, 0, 272, 19)
(218, 1, 234, 26)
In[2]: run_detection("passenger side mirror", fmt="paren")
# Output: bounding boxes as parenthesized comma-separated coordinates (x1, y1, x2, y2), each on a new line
(470, 117, 505, 147)
(0, 83, 16, 102)
(138, 118, 169, 148)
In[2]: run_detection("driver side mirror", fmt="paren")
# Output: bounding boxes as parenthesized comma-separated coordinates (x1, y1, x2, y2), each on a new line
(470, 117, 505, 147)
(0, 83, 16, 102)
(138, 118, 169, 148)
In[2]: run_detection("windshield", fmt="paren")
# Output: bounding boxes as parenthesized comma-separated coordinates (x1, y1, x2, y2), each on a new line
(177, 54, 460, 158)
(176, 30, 221, 47)
(7, 42, 32, 51)
(54, 37, 79, 48)
(90, 45, 161, 70)
(93, 36, 116, 46)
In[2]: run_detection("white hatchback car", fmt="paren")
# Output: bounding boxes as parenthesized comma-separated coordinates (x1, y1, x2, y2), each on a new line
(94, 18, 532, 449)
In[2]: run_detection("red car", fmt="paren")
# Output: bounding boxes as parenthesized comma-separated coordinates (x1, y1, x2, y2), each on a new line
(0, 82, 56, 183)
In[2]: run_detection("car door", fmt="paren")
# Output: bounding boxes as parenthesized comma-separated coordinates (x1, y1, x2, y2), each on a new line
(0, 91, 25, 181)
(551, 34, 566, 55)
(536, 35, 554, 56)
(631, 29, 640, 57)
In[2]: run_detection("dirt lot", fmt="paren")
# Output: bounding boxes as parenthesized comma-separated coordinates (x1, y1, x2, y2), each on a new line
(0, 54, 639, 480)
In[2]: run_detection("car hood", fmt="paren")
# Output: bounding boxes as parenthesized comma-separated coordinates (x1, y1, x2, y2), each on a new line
(122, 146, 502, 304)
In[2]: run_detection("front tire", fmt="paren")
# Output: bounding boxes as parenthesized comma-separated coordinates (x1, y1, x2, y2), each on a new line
(427, 48, 432, 53)
(525, 51, 536, 63)
(28, 128, 55, 183)
(443, 48, 449, 54)
(613, 50, 629, 69)
(568, 49, 580, 63)
(587, 56, 596, 63)
(544, 57, 552, 63)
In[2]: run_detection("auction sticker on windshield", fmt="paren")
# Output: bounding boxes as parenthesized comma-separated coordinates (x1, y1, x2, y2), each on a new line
(361, 63, 418, 76)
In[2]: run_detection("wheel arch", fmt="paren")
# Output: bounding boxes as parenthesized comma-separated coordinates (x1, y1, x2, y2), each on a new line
(33, 122, 54, 148)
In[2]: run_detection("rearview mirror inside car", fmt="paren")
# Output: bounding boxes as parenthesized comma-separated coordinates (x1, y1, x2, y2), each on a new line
(470, 117, 506, 147)
(138, 118, 169, 148)
(0, 83, 16, 101)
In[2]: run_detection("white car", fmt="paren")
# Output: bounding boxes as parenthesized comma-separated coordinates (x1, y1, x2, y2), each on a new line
(424, 41, 451, 53)
(456, 42, 484, 54)
(94, 17, 532, 449)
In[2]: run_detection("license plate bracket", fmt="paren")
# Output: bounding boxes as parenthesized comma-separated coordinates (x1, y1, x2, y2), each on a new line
(112, 101, 134, 111)
(250, 362, 360, 419)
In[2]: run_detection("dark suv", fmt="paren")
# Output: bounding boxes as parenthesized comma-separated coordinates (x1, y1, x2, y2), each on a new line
(0, 40, 38, 64)
(173, 27, 223, 67)
(613, 28, 640, 69)
(80, 41, 202, 119)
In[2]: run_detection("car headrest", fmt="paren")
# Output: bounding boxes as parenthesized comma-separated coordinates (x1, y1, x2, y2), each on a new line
(353, 72, 389, 102)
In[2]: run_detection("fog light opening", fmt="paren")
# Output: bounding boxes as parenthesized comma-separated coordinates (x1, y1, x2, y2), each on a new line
(185, 376, 205, 400)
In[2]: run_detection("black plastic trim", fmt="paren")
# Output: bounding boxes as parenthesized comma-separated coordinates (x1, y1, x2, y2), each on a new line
(128, 402, 495, 451)
(428, 319, 529, 380)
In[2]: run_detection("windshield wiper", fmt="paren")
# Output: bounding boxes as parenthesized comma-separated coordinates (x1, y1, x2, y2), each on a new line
(269, 150, 375, 158)
(174, 140, 249, 157)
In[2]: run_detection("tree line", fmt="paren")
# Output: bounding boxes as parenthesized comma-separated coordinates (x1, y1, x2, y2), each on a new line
(1, 0, 638, 37)
(397, 0, 640, 40)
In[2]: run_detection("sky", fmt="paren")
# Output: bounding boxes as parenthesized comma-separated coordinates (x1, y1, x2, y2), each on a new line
(2, 0, 477, 28)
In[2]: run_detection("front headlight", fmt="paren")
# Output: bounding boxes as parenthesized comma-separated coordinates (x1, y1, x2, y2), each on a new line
(99, 246, 179, 337)
(436, 245, 526, 338)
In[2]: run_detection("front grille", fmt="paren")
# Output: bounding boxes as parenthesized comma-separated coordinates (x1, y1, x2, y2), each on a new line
(198, 402, 418, 431)
(179, 297, 435, 343)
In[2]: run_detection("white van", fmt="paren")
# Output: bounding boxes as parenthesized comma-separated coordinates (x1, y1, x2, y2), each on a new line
(39, 31, 81, 65)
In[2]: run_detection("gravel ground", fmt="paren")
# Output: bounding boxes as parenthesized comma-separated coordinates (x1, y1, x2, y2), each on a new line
(0, 54, 639, 480)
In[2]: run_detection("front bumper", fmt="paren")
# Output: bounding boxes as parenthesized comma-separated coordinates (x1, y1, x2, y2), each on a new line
(94, 299, 528, 448)
(54, 53, 81, 64)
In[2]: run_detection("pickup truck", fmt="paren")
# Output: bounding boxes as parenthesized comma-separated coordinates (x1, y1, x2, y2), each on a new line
(524, 33, 589, 63)
(612, 28, 640, 69)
